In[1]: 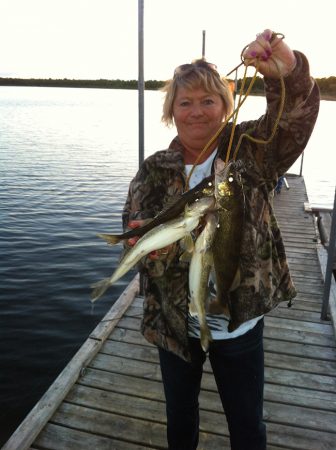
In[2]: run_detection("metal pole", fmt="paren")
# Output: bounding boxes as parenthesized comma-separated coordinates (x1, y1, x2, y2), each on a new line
(138, 0, 145, 295)
(202, 30, 206, 59)
(321, 187, 336, 320)
(138, 0, 145, 168)
(299, 152, 304, 176)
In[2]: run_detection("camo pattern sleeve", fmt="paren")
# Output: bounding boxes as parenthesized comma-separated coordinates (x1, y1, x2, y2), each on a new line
(252, 50, 320, 183)
(215, 51, 320, 332)
(122, 148, 185, 278)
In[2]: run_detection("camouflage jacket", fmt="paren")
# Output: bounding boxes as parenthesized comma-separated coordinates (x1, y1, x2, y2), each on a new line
(122, 51, 320, 361)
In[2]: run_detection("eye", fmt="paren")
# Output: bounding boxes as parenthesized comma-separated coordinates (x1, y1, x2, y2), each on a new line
(203, 98, 215, 105)
(179, 100, 190, 107)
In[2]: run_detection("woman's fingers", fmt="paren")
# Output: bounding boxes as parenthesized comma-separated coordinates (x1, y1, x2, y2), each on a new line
(242, 29, 296, 78)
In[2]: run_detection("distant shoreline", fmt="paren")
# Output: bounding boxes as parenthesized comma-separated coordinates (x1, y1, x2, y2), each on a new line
(0, 77, 334, 101)
(318, 93, 336, 101)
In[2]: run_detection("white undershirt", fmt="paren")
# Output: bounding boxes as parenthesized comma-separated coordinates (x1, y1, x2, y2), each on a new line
(185, 150, 217, 189)
(185, 150, 263, 340)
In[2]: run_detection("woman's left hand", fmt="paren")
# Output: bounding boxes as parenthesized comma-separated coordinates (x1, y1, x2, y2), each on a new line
(147, 244, 177, 261)
(127, 220, 176, 261)
(242, 29, 296, 78)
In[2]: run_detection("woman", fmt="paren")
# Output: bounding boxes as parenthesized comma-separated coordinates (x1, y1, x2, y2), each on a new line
(122, 29, 320, 450)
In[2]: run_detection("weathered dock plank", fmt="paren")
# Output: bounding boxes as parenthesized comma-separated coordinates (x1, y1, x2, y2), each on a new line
(3, 175, 336, 450)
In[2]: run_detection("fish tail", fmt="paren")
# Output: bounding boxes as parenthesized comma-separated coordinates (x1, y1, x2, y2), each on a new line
(200, 325, 212, 352)
(97, 233, 121, 245)
(90, 277, 111, 303)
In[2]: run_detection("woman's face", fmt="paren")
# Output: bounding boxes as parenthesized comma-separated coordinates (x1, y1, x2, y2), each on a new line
(172, 86, 226, 150)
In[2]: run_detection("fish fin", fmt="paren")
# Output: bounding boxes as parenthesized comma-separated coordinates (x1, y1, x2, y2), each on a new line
(184, 203, 192, 214)
(97, 233, 121, 245)
(179, 251, 192, 263)
(229, 268, 241, 291)
(179, 234, 194, 262)
(184, 202, 198, 217)
(90, 277, 111, 303)
(183, 234, 194, 252)
(210, 268, 217, 288)
(200, 326, 212, 352)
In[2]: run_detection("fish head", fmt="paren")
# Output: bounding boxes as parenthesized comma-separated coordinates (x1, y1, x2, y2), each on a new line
(214, 159, 243, 209)
(185, 196, 215, 217)
(200, 183, 215, 197)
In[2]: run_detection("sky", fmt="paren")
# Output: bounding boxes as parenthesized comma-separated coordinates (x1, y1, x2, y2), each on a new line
(0, 0, 334, 81)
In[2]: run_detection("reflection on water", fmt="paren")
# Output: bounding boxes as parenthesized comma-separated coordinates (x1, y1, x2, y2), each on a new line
(0, 87, 142, 444)
(0, 86, 334, 444)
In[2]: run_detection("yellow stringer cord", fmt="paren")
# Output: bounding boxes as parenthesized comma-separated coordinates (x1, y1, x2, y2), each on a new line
(225, 64, 259, 164)
(232, 58, 286, 161)
(185, 66, 259, 189)
(185, 46, 286, 191)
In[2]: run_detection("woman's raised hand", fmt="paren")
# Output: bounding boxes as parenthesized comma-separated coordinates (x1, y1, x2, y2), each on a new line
(242, 29, 297, 78)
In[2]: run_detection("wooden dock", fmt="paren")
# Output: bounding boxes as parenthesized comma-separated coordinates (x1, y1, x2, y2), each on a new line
(3, 175, 336, 450)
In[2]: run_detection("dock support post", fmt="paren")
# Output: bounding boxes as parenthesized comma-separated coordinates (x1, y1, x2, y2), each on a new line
(321, 187, 336, 320)
(138, 0, 145, 294)
(202, 30, 206, 59)
(138, 0, 144, 168)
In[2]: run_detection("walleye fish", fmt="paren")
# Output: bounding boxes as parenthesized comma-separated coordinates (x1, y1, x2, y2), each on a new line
(91, 196, 215, 302)
(188, 212, 218, 352)
(97, 174, 215, 245)
(211, 158, 245, 331)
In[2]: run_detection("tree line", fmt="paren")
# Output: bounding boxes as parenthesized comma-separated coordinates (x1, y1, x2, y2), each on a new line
(235, 76, 336, 98)
(0, 76, 335, 99)
(0, 77, 163, 90)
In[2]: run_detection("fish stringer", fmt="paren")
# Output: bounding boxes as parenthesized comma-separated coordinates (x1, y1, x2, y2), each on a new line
(185, 32, 287, 189)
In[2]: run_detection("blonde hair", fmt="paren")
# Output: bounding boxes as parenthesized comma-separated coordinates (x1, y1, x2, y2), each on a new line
(161, 60, 234, 127)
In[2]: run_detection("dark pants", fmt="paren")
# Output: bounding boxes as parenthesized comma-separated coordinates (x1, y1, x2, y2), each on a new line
(158, 319, 266, 450)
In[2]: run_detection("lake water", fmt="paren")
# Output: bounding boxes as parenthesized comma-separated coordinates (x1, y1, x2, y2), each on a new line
(0, 86, 334, 445)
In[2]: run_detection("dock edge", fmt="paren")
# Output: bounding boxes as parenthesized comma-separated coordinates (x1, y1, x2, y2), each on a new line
(1, 274, 140, 450)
